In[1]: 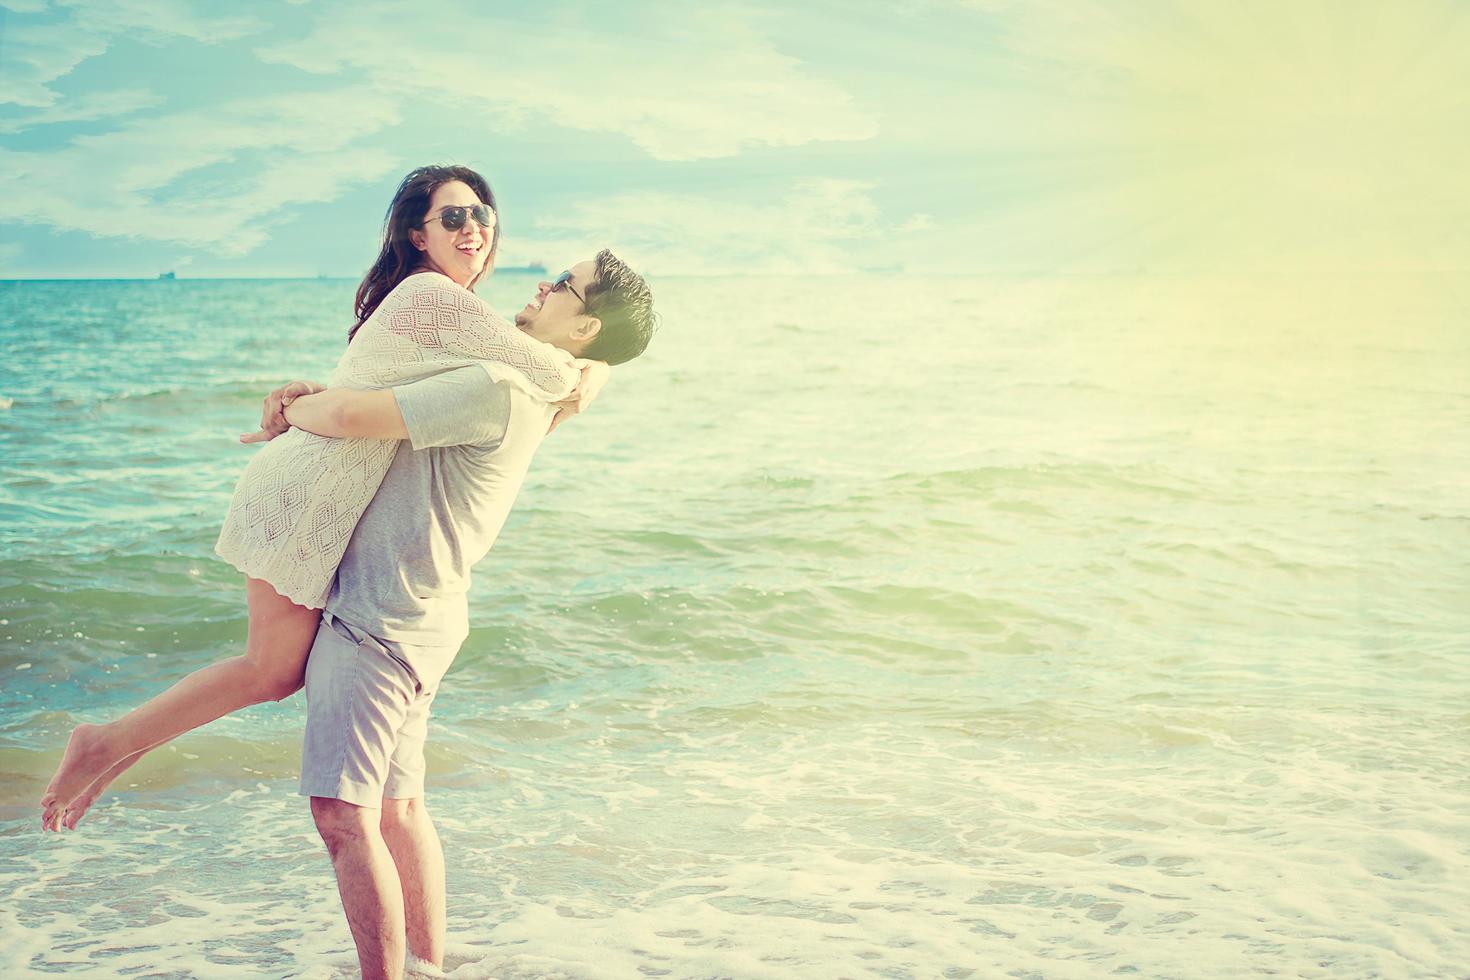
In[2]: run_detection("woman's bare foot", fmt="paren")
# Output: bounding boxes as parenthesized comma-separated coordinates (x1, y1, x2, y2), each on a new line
(40, 723, 121, 832)
(59, 748, 146, 830)
(60, 782, 104, 830)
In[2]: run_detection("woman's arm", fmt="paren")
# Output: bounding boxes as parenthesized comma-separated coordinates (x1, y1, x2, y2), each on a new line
(239, 380, 322, 443)
(239, 384, 407, 442)
(401, 276, 580, 399)
(548, 360, 611, 434)
(282, 389, 408, 439)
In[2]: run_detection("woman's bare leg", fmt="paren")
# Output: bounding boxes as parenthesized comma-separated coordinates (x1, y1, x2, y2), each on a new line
(41, 578, 321, 831)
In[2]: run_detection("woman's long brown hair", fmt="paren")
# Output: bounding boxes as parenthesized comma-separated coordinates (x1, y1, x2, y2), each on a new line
(349, 165, 499, 343)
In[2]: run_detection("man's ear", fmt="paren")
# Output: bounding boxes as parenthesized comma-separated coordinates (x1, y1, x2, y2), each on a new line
(575, 317, 602, 342)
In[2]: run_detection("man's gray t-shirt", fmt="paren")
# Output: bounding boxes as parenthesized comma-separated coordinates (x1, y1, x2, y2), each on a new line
(324, 365, 554, 647)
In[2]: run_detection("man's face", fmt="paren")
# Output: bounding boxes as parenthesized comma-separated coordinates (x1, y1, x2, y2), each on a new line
(514, 259, 600, 353)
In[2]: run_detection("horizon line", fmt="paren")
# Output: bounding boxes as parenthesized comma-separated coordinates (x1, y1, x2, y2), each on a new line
(1, 268, 1464, 284)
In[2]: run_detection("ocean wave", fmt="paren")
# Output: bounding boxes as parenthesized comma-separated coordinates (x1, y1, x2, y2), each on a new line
(883, 461, 1206, 500)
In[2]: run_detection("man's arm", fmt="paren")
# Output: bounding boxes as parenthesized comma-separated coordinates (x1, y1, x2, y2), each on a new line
(283, 388, 408, 440)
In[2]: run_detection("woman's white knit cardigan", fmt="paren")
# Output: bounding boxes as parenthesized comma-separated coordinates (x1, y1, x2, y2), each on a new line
(215, 272, 580, 608)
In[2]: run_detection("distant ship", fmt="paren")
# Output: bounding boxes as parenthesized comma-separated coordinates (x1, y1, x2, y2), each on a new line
(496, 262, 547, 276)
(158, 271, 176, 280)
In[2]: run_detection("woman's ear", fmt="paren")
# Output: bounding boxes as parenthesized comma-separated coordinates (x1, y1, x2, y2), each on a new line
(409, 229, 426, 252)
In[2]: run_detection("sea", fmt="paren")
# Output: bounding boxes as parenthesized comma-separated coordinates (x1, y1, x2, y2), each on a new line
(1, 273, 1467, 978)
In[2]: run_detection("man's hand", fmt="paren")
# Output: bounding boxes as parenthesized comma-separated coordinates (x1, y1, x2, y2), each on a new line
(240, 380, 325, 444)
(548, 361, 610, 435)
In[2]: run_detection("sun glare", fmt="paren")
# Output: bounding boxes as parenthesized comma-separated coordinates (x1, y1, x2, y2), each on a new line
(1105, 0, 1470, 274)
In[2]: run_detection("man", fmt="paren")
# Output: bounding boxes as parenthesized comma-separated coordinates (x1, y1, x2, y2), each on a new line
(270, 251, 656, 979)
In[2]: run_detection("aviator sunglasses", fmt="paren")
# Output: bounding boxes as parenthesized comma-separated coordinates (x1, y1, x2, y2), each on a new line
(549, 270, 585, 304)
(415, 204, 495, 232)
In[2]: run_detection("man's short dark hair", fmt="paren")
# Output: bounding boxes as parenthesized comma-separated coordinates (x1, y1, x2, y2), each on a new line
(581, 249, 658, 366)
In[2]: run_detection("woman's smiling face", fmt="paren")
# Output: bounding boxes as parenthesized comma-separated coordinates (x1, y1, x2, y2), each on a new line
(409, 180, 496, 287)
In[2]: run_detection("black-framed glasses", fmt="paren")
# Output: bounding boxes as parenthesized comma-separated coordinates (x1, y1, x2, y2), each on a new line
(416, 204, 495, 232)
(549, 269, 585, 305)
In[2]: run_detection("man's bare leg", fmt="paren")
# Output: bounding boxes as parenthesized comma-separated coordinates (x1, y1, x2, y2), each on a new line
(381, 797, 446, 969)
(313, 796, 407, 980)
(40, 578, 318, 830)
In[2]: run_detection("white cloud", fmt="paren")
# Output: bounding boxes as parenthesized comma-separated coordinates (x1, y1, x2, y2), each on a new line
(0, 87, 403, 253)
(256, 3, 878, 161)
(0, 1, 261, 108)
(66, 0, 261, 43)
(493, 180, 915, 276)
(0, 14, 111, 107)
(0, 2, 886, 269)
(0, 88, 161, 133)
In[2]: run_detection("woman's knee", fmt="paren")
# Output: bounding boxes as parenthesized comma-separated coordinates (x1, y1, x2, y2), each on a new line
(241, 650, 306, 702)
(242, 607, 317, 702)
(261, 670, 305, 702)
(242, 669, 303, 704)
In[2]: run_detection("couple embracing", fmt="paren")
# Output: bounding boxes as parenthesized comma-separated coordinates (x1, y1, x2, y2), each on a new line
(40, 164, 658, 978)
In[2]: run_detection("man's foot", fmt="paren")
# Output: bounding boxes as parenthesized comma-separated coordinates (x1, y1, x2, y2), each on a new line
(406, 952, 447, 978)
(40, 723, 119, 832)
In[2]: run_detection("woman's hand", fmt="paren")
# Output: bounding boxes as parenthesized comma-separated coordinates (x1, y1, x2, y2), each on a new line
(240, 380, 325, 444)
(548, 361, 610, 435)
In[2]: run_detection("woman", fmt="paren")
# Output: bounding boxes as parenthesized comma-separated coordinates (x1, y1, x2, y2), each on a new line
(40, 165, 607, 831)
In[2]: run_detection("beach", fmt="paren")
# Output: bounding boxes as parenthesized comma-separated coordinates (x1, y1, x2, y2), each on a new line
(2, 272, 1468, 977)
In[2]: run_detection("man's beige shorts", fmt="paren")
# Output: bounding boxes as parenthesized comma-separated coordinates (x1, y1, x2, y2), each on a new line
(298, 613, 458, 808)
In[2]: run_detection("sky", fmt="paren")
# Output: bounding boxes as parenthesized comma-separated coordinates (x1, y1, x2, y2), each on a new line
(0, 0, 1466, 278)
